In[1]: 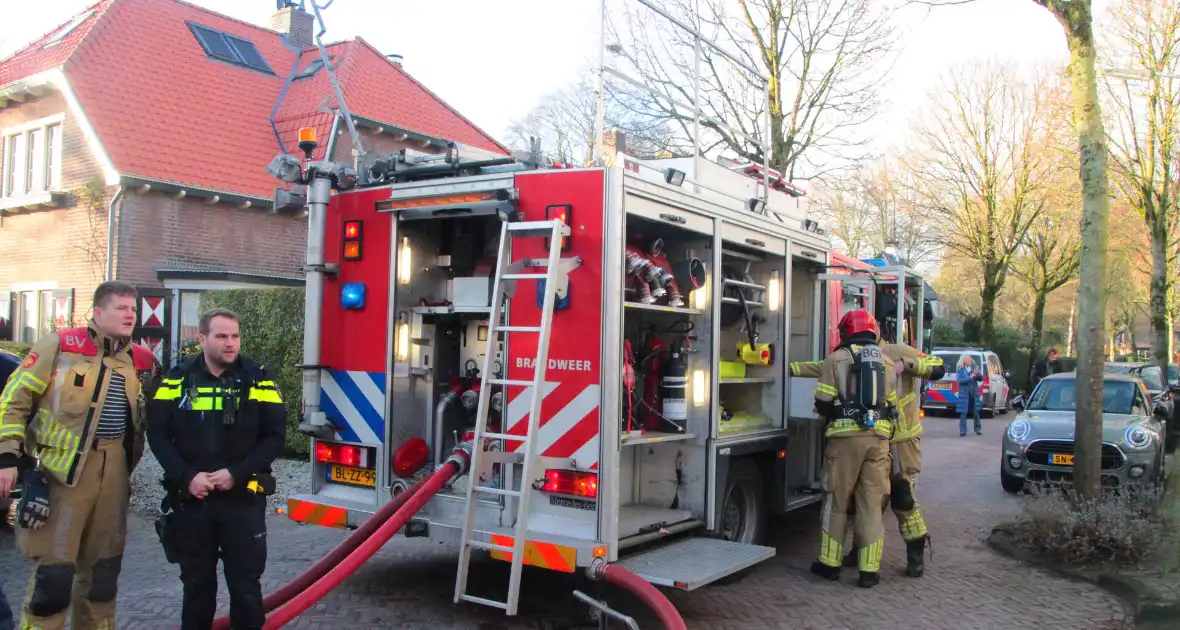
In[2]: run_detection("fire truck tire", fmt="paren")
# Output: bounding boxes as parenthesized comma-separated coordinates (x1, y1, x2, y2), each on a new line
(718, 458, 766, 545)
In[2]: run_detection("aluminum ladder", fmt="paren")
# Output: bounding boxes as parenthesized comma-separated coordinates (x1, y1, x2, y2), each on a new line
(454, 218, 576, 615)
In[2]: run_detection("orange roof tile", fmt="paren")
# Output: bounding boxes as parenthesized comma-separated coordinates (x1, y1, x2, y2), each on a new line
(0, 0, 508, 200)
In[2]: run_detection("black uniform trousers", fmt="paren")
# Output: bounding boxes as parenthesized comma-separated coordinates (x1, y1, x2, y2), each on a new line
(174, 492, 267, 630)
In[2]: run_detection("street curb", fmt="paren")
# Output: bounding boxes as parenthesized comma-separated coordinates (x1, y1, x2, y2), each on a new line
(988, 525, 1180, 623)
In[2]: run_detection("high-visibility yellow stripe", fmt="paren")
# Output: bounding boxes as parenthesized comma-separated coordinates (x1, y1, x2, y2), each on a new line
(900, 508, 928, 540)
(818, 531, 843, 568)
(858, 539, 884, 572)
(22, 372, 47, 393)
(190, 397, 223, 411)
(154, 386, 181, 401)
(899, 392, 915, 408)
(249, 388, 283, 404)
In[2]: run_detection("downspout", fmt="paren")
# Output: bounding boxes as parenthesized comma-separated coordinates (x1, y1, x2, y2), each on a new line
(105, 186, 123, 281)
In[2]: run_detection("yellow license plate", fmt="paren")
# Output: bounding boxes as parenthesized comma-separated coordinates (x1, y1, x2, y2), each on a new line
(330, 464, 376, 487)
(1051, 453, 1074, 466)
(930, 382, 951, 389)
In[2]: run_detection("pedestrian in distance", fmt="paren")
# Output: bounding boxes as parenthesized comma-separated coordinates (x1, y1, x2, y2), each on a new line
(0, 281, 160, 630)
(148, 307, 287, 630)
(1031, 347, 1060, 390)
(956, 355, 984, 437)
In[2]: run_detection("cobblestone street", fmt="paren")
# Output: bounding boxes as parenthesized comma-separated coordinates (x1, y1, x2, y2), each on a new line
(1, 416, 1131, 629)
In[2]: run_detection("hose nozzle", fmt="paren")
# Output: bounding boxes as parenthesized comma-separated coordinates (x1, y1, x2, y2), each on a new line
(445, 441, 474, 477)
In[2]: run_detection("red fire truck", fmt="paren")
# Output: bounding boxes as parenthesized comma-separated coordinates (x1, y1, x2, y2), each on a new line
(272, 125, 927, 617)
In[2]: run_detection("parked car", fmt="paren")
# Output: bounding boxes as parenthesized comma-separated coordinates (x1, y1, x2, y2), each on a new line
(1104, 362, 1178, 453)
(1000, 372, 1167, 493)
(921, 346, 1011, 417)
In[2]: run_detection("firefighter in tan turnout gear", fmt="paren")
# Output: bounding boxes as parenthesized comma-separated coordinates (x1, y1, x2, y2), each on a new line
(808, 308, 898, 588)
(0, 281, 159, 630)
(792, 317, 945, 578)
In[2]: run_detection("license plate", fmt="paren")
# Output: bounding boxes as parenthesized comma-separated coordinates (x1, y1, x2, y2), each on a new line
(329, 464, 376, 487)
(930, 382, 951, 389)
(1050, 453, 1074, 466)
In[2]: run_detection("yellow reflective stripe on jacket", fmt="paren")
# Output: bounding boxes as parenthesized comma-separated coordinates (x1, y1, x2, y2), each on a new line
(814, 382, 839, 398)
(899, 392, 915, 408)
(249, 386, 283, 404)
(790, 361, 821, 377)
(190, 396, 224, 411)
(0, 372, 49, 440)
(154, 377, 183, 401)
(35, 410, 82, 477)
(892, 423, 923, 442)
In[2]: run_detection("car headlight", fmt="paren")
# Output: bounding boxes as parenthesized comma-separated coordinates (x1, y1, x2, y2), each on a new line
(1125, 426, 1152, 449)
(1008, 419, 1031, 442)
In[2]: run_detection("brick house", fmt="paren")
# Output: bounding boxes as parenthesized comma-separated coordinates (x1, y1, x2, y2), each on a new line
(0, 0, 505, 361)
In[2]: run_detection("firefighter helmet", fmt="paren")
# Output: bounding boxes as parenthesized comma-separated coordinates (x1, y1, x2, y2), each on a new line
(838, 308, 879, 341)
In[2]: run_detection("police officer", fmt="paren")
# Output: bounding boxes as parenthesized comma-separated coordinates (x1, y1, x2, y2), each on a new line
(791, 328, 945, 577)
(148, 307, 286, 630)
(0, 281, 159, 630)
(808, 308, 897, 588)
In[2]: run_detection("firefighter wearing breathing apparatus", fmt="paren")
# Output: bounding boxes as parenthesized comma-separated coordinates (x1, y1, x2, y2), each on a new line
(808, 309, 897, 588)
(791, 322, 945, 578)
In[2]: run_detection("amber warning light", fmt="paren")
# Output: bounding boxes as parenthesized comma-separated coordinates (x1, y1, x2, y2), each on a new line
(298, 126, 317, 159)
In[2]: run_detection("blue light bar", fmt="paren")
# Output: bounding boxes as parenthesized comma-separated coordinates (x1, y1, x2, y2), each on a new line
(341, 282, 366, 310)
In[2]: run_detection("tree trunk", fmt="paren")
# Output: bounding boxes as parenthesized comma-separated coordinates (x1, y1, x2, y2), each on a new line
(1064, 19, 1110, 503)
(1030, 289, 1048, 363)
(1067, 300, 1075, 356)
(979, 279, 1001, 347)
(1151, 235, 1171, 372)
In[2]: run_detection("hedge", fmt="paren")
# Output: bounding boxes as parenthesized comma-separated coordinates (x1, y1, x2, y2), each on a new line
(0, 341, 32, 358)
(200, 288, 310, 457)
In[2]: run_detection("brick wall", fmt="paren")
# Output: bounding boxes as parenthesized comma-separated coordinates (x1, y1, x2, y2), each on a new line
(114, 191, 308, 286)
(0, 90, 112, 323)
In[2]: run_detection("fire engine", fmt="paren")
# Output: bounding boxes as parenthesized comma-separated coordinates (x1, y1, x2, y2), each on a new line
(273, 128, 927, 617)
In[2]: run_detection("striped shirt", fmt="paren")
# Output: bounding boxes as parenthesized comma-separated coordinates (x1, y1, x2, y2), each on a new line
(94, 370, 130, 439)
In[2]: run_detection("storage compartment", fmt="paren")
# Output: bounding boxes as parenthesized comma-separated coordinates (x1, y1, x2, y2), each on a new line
(715, 225, 786, 436)
(620, 214, 712, 443)
(785, 252, 827, 503)
(389, 214, 510, 494)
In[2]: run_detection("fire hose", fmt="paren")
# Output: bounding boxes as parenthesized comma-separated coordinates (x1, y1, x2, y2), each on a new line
(261, 447, 470, 629)
(590, 561, 687, 630)
(207, 474, 435, 630)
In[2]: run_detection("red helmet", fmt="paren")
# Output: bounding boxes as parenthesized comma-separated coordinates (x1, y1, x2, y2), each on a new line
(838, 308, 879, 341)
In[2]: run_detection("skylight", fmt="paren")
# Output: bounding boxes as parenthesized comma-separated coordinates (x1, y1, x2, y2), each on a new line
(43, 10, 94, 47)
(186, 21, 275, 76)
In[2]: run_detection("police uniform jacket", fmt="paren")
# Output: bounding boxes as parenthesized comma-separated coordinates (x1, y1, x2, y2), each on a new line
(147, 354, 286, 496)
(0, 323, 158, 485)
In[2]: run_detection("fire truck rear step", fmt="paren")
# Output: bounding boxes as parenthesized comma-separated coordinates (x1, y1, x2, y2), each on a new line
(616, 537, 775, 591)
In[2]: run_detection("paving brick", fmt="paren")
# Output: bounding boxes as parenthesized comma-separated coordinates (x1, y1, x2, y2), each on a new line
(0, 415, 1132, 628)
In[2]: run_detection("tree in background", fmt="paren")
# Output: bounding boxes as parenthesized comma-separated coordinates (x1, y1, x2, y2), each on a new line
(814, 154, 943, 267)
(606, 0, 898, 182)
(506, 69, 678, 164)
(1100, 0, 1180, 374)
(906, 62, 1062, 347)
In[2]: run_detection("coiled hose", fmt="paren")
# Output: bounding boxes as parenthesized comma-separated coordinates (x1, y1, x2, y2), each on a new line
(262, 454, 466, 629)
(593, 562, 687, 630)
(208, 474, 433, 630)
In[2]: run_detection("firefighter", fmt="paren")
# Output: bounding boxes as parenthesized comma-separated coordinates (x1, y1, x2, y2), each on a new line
(0, 281, 159, 630)
(790, 326, 945, 578)
(807, 308, 897, 588)
(148, 307, 286, 630)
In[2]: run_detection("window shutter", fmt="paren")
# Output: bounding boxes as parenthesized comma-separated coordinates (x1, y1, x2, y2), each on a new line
(51, 288, 75, 329)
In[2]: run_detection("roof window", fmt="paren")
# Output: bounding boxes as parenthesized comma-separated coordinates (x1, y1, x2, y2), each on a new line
(186, 21, 275, 76)
(43, 10, 95, 48)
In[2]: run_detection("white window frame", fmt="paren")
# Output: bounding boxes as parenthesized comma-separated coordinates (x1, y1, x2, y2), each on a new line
(2, 113, 65, 199)
(11, 281, 61, 344)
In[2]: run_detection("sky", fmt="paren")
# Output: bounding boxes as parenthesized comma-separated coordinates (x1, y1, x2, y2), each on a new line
(0, 0, 1105, 165)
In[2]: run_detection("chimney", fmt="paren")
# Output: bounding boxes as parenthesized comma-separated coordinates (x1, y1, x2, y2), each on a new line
(272, 3, 314, 50)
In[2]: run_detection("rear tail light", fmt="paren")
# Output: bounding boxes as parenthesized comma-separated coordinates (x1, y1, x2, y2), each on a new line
(342, 220, 363, 260)
(540, 469, 598, 498)
(316, 442, 371, 468)
(980, 376, 990, 394)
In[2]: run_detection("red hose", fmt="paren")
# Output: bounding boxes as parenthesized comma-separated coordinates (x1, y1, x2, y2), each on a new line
(598, 563, 687, 630)
(208, 476, 432, 630)
(262, 459, 462, 629)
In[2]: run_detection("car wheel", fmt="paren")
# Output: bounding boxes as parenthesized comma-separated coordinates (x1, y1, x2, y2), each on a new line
(982, 395, 995, 419)
(717, 458, 766, 545)
(1001, 470, 1024, 494)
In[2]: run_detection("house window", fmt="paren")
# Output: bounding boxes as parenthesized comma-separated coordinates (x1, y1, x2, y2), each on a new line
(12, 288, 74, 343)
(1, 115, 65, 198)
(186, 22, 276, 75)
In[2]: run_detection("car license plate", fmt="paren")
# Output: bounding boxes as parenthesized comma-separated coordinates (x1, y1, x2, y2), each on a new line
(930, 382, 951, 389)
(1050, 453, 1074, 466)
(329, 464, 376, 487)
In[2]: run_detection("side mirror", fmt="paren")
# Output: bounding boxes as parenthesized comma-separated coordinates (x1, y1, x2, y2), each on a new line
(1012, 395, 1025, 411)
(1154, 403, 1169, 419)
